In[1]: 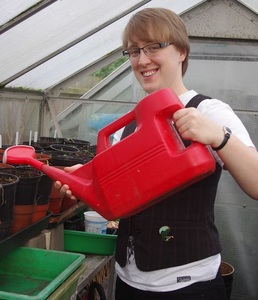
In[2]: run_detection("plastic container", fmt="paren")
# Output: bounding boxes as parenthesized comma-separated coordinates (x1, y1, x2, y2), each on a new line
(0, 247, 85, 300)
(46, 263, 86, 300)
(84, 211, 108, 234)
(64, 229, 117, 255)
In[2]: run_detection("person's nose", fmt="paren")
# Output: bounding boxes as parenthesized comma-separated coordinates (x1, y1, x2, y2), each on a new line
(137, 50, 151, 65)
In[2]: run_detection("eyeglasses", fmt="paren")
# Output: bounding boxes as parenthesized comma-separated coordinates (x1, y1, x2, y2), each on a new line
(123, 42, 173, 59)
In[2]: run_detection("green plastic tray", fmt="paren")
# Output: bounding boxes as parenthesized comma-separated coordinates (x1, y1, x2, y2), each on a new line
(0, 247, 85, 300)
(64, 230, 117, 255)
(47, 263, 87, 300)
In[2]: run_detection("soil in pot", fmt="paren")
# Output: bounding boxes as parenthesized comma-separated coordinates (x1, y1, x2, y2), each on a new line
(74, 150, 95, 163)
(36, 153, 51, 164)
(63, 138, 90, 150)
(39, 136, 64, 144)
(49, 154, 85, 167)
(0, 173, 19, 240)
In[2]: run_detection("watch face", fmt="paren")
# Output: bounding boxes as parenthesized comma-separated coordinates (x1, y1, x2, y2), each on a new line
(224, 126, 232, 134)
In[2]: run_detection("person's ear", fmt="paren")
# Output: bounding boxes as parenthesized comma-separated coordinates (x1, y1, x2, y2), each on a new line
(179, 51, 186, 62)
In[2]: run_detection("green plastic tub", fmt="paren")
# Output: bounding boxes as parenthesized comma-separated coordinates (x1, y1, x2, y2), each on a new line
(0, 247, 85, 300)
(64, 230, 117, 255)
(47, 263, 87, 300)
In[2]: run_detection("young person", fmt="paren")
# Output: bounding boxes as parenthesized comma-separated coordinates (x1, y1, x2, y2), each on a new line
(56, 8, 258, 300)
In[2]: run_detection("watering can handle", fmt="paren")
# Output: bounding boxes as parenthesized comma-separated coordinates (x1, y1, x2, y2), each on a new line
(97, 88, 186, 154)
(97, 109, 135, 153)
(97, 102, 184, 153)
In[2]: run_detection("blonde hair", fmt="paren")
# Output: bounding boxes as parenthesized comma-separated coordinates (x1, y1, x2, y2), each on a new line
(123, 8, 190, 76)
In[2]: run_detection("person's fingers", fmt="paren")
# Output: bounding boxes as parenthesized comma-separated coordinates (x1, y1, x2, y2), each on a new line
(54, 181, 62, 189)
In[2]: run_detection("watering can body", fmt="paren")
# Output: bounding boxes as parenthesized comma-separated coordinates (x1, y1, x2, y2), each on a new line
(94, 88, 216, 219)
(4, 88, 216, 220)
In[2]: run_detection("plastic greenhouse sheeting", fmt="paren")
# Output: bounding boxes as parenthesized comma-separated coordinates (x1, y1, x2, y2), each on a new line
(0, 0, 203, 90)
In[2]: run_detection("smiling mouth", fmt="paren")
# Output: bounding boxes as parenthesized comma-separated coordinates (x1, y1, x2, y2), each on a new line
(142, 69, 157, 77)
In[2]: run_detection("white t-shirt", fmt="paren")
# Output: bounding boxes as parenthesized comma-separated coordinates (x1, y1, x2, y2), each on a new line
(114, 90, 255, 292)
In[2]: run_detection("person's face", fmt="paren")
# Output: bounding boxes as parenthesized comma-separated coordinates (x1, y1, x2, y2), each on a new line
(127, 39, 186, 95)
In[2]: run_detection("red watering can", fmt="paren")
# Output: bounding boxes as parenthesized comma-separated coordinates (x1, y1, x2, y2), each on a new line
(3, 89, 215, 220)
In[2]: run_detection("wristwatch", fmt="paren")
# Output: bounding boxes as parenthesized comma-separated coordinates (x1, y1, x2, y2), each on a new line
(212, 126, 232, 151)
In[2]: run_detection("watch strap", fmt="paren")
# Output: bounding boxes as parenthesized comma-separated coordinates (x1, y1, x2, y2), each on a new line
(212, 126, 231, 151)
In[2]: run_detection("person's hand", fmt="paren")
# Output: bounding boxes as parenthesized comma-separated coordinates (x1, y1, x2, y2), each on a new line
(54, 164, 82, 200)
(173, 107, 224, 149)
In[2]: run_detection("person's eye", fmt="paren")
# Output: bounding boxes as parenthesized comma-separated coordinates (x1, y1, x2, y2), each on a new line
(130, 49, 140, 56)
(148, 44, 160, 52)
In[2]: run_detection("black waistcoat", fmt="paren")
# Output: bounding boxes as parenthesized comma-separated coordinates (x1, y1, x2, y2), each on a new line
(115, 94, 223, 271)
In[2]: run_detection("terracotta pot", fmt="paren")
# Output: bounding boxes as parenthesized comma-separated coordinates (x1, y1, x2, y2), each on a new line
(0, 149, 5, 162)
(48, 197, 63, 214)
(50, 180, 63, 199)
(48, 166, 65, 214)
(60, 195, 78, 212)
(31, 203, 49, 223)
(0, 163, 14, 168)
(11, 204, 35, 233)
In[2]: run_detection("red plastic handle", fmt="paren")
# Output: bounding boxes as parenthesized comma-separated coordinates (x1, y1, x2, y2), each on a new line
(97, 89, 186, 154)
(97, 109, 135, 153)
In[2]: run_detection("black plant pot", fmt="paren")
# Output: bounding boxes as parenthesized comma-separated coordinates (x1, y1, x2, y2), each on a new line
(39, 136, 64, 144)
(50, 144, 79, 155)
(22, 142, 44, 153)
(0, 173, 19, 240)
(0, 167, 42, 205)
(36, 174, 53, 205)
